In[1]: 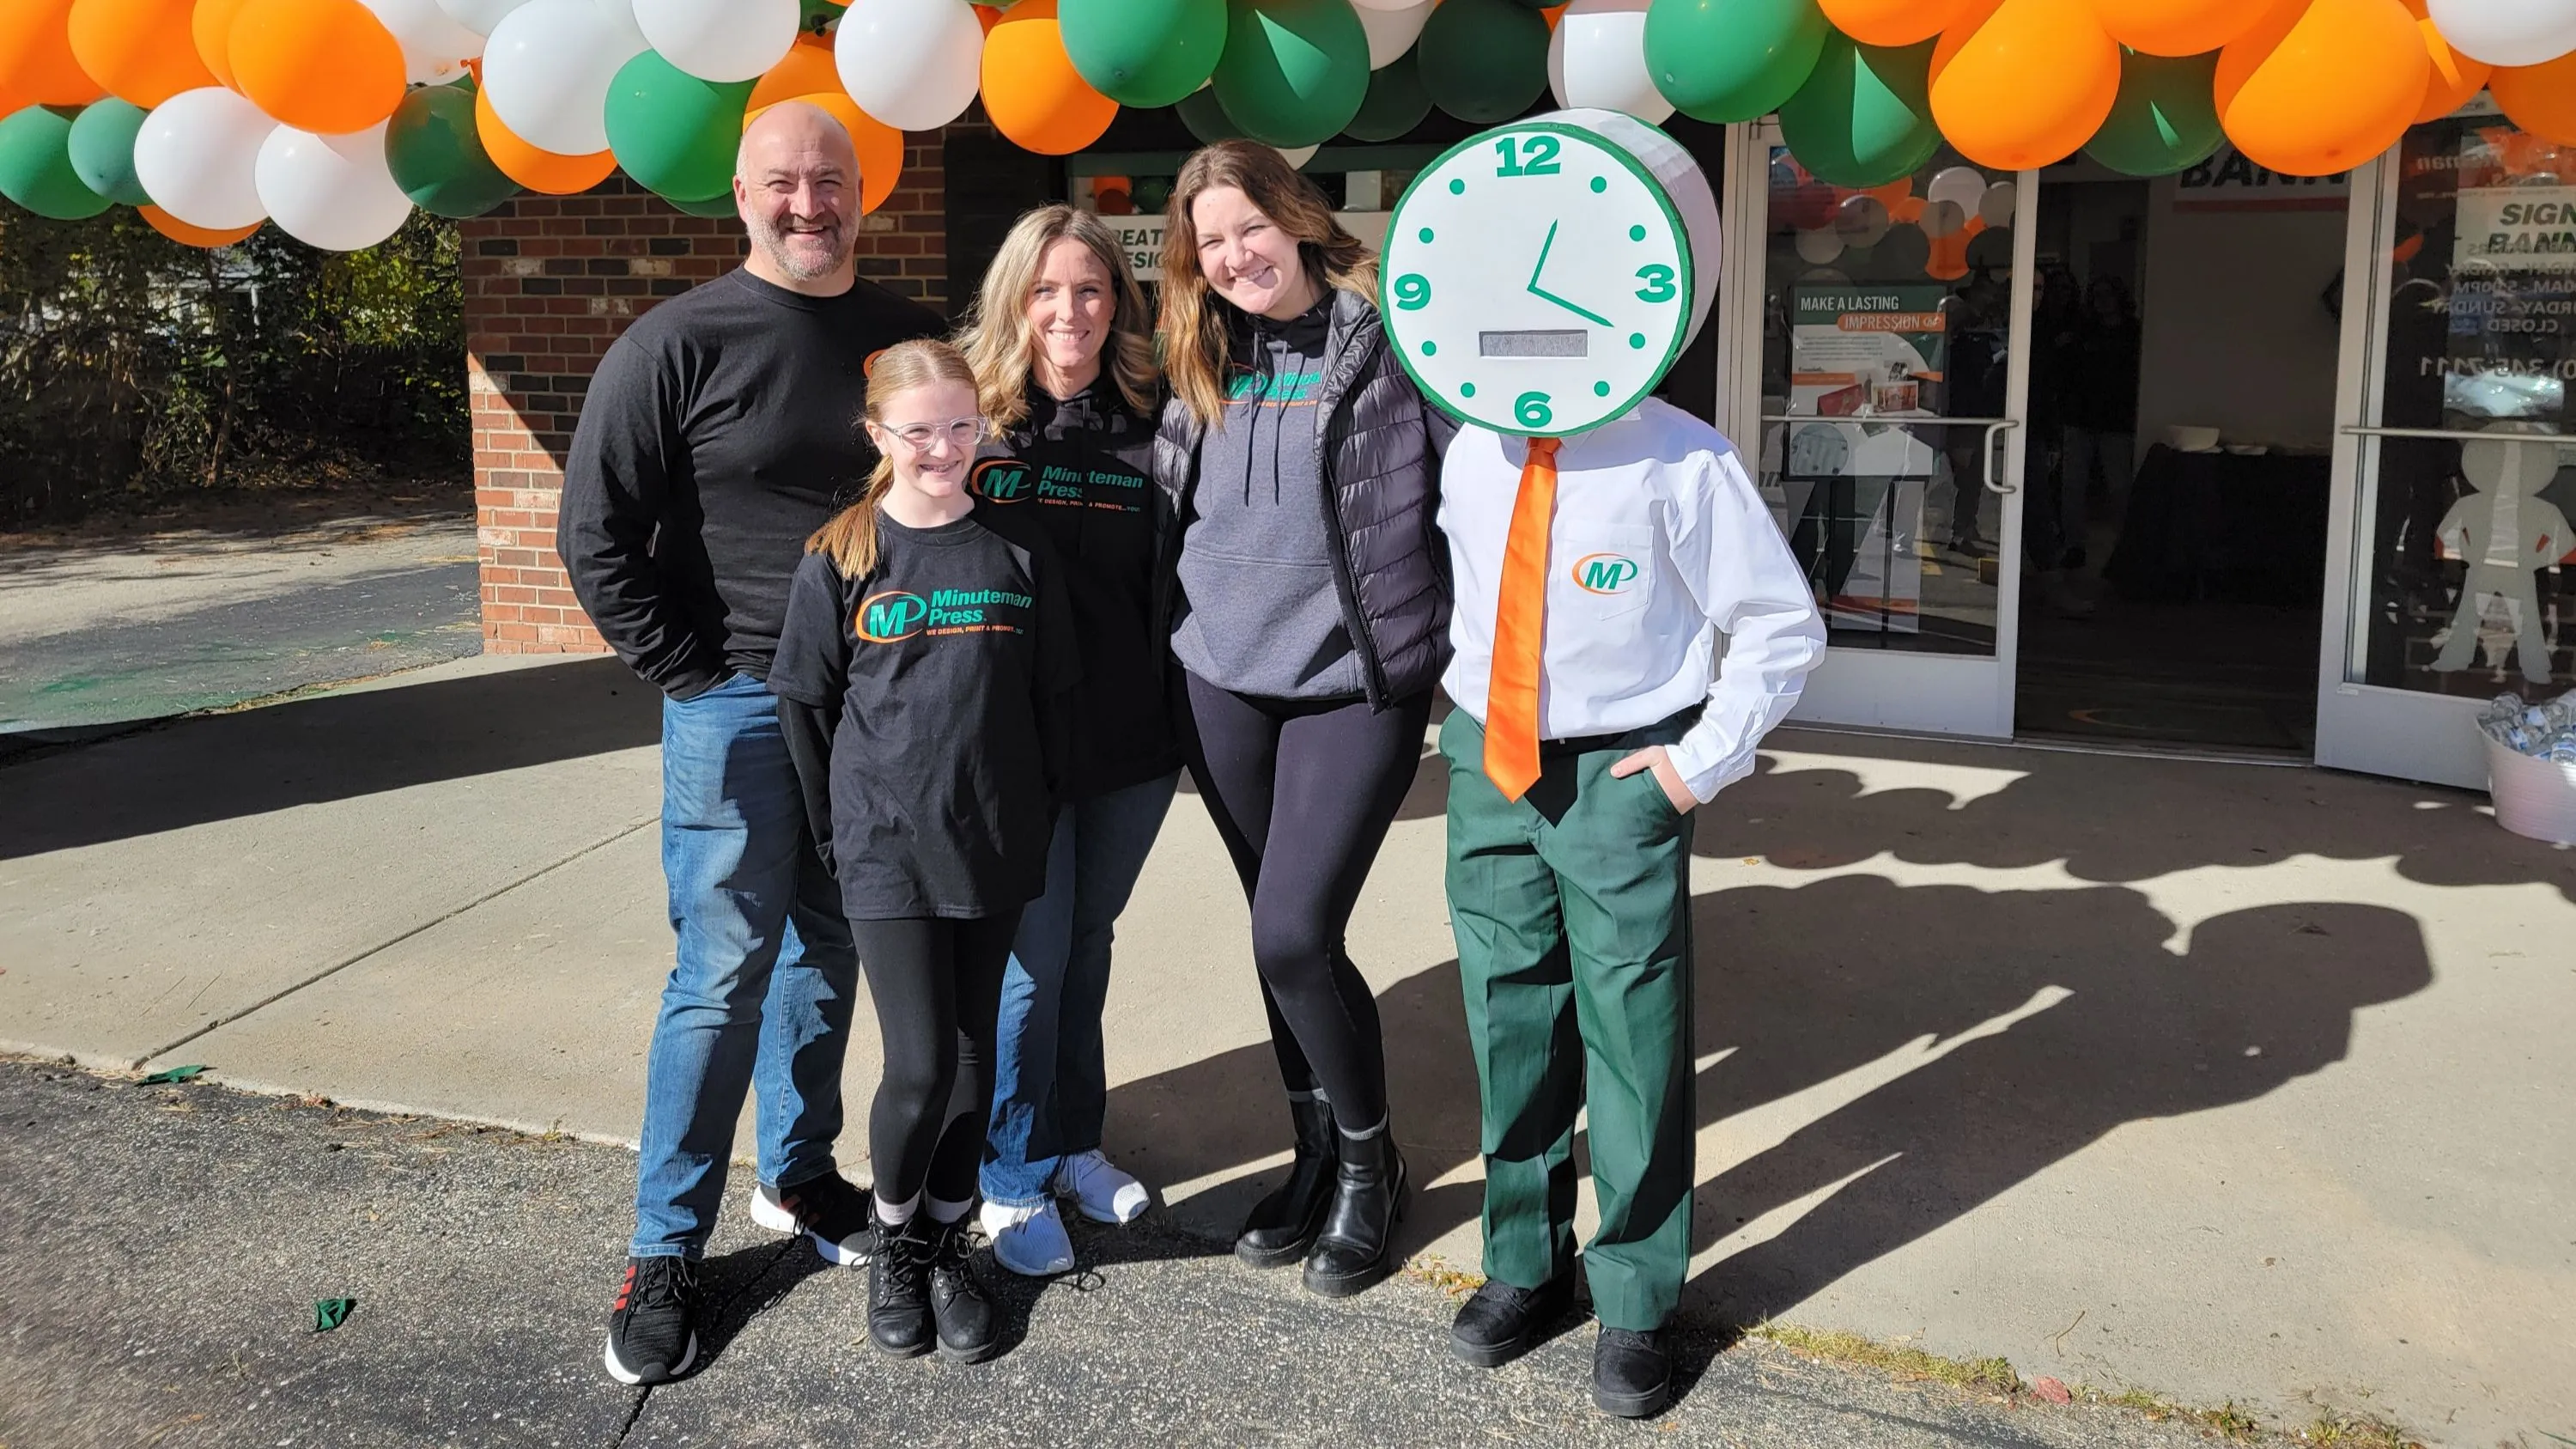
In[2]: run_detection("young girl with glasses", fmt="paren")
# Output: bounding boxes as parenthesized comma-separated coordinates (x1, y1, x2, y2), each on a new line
(769, 338, 1078, 1362)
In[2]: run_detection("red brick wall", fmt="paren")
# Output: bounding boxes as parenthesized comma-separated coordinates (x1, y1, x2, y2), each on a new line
(465, 137, 951, 654)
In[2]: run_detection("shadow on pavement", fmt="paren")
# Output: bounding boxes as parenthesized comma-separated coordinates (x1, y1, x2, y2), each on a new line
(0, 656, 659, 861)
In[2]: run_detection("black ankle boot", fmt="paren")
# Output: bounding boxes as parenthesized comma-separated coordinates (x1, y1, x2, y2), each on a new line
(1301, 1125, 1407, 1298)
(1236, 1094, 1337, 1268)
(866, 1211, 933, 1358)
(925, 1217, 999, 1364)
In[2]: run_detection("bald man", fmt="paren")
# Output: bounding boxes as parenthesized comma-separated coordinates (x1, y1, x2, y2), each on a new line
(559, 102, 944, 1386)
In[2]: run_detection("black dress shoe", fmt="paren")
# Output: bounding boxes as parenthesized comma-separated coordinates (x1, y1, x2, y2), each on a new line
(1236, 1093, 1336, 1268)
(1593, 1326, 1672, 1418)
(1449, 1276, 1573, 1368)
(1302, 1127, 1408, 1298)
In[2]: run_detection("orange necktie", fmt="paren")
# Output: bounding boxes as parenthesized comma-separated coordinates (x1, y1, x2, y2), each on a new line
(1482, 435, 1560, 802)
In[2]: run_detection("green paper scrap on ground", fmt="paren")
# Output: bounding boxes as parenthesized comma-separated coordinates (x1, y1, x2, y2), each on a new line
(136, 1066, 207, 1086)
(313, 1299, 355, 1332)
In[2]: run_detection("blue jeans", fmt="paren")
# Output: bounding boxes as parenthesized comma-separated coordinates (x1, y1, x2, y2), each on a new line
(631, 673, 860, 1259)
(981, 771, 1179, 1207)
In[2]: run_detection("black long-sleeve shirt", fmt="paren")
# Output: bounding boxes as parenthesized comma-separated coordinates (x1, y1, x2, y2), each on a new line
(555, 268, 944, 698)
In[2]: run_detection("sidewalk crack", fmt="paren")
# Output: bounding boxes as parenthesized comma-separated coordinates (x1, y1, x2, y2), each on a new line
(136, 815, 657, 1066)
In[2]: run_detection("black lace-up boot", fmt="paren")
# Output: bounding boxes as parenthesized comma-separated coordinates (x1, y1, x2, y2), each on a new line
(926, 1215, 1000, 1363)
(866, 1209, 935, 1357)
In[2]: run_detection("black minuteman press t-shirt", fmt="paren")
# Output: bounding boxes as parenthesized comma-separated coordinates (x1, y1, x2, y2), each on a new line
(767, 508, 1079, 921)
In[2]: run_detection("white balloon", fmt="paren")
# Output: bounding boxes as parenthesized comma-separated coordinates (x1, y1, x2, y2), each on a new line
(1276, 143, 1318, 168)
(1546, 0, 1672, 125)
(634, 0, 799, 82)
(360, 0, 486, 85)
(482, 0, 647, 155)
(592, 0, 652, 55)
(133, 87, 275, 230)
(835, 0, 984, 132)
(1355, 1, 1431, 69)
(2426, 0, 2576, 66)
(1794, 226, 1844, 265)
(1925, 164, 1984, 216)
(1977, 179, 2016, 228)
(256, 124, 416, 251)
(434, 0, 533, 36)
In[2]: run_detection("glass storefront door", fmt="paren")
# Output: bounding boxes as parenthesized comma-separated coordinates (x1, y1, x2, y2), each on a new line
(1719, 123, 2038, 737)
(2319, 106, 2576, 788)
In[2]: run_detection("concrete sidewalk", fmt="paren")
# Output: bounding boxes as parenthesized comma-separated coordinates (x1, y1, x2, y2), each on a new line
(2, 653, 2569, 1446)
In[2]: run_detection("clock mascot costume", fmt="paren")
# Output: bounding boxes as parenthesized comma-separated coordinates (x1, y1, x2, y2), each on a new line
(1379, 111, 1826, 1418)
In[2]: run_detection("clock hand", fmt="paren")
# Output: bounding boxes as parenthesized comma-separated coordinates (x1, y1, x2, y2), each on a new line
(1525, 220, 1614, 328)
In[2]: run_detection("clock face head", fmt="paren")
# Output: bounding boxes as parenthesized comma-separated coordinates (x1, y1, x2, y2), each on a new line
(1380, 119, 1693, 437)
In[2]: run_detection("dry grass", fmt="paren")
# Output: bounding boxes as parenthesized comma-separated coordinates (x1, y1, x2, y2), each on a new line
(1744, 1320, 2022, 1397)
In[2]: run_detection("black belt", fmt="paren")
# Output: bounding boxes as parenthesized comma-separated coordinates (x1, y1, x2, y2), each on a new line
(1536, 706, 1701, 758)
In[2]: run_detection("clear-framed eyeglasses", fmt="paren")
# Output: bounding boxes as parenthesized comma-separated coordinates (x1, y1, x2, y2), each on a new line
(882, 417, 988, 453)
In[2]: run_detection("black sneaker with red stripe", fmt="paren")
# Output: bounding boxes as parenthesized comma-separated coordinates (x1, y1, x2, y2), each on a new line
(602, 1256, 700, 1385)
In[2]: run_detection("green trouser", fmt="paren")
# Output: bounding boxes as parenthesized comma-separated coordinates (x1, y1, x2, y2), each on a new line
(1439, 707, 1695, 1332)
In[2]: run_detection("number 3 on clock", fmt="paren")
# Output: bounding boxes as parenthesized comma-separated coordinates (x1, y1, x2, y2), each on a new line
(1635, 265, 1676, 302)
(1494, 134, 1561, 178)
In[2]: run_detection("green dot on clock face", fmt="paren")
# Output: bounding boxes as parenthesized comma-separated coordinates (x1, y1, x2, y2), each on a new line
(1418, 227, 1433, 244)
(1629, 333, 1647, 350)
(1590, 176, 1607, 194)
(1594, 381, 1611, 397)
(1448, 179, 1465, 195)
(1421, 341, 1436, 356)
(1628, 224, 1646, 241)
(1461, 382, 1477, 399)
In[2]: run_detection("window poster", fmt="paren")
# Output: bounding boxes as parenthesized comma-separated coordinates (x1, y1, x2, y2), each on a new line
(1789, 284, 1951, 418)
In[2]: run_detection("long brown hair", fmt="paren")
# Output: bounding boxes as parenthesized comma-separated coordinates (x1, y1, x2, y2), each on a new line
(1157, 141, 1379, 427)
(808, 338, 981, 580)
(954, 204, 1158, 430)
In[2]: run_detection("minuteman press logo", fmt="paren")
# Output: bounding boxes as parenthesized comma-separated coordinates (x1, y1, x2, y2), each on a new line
(856, 591, 928, 642)
(1571, 553, 1640, 594)
(972, 459, 1034, 502)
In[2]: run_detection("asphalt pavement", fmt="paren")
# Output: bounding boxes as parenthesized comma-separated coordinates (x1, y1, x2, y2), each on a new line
(0, 1061, 2232, 1449)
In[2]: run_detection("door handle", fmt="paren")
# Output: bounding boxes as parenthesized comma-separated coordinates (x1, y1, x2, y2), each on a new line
(1982, 419, 2021, 496)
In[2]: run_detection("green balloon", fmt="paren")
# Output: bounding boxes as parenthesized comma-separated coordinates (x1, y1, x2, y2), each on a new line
(1062, 0, 1227, 109)
(1417, 0, 1548, 125)
(1644, 0, 1827, 125)
(386, 85, 520, 220)
(1176, 86, 1243, 146)
(661, 188, 739, 218)
(1776, 33, 1939, 189)
(1344, 46, 1429, 142)
(65, 99, 150, 207)
(1211, 0, 1370, 148)
(605, 50, 755, 204)
(0, 106, 111, 221)
(2083, 49, 2224, 179)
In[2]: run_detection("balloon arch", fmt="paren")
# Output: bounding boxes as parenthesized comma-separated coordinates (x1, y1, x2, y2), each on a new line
(4, 0, 2576, 250)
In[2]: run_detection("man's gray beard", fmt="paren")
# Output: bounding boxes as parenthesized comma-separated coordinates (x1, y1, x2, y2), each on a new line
(749, 215, 851, 282)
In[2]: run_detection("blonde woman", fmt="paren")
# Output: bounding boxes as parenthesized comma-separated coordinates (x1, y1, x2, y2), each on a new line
(951, 205, 1177, 1277)
(769, 338, 1078, 1363)
(1151, 141, 1449, 1299)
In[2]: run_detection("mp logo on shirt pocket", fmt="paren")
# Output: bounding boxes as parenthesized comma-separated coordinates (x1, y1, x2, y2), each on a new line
(856, 590, 929, 642)
(1571, 553, 1640, 595)
(1556, 526, 1655, 621)
(971, 459, 1035, 503)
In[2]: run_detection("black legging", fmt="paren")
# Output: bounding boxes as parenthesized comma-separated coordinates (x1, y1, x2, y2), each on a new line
(1180, 672, 1431, 1133)
(851, 913, 1021, 1209)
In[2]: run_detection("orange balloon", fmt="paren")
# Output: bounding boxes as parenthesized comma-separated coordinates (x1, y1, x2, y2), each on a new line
(749, 93, 907, 214)
(2491, 52, 2576, 146)
(2090, 0, 2269, 57)
(2404, 0, 2491, 124)
(69, 0, 216, 107)
(1862, 176, 1912, 207)
(2217, 0, 2427, 177)
(0, 0, 107, 105)
(228, 0, 404, 135)
(974, 4, 1001, 35)
(750, 34, 840, 112)
(979, 0, 1115, 156)
(475, 83, 615, 194)
(1544, 3, 1566, 27)
(1819, 0, 1965, 47)
(143, 203, 261, 245)
(1930, 0, 2121, 170)
(191, 0, 252, 88)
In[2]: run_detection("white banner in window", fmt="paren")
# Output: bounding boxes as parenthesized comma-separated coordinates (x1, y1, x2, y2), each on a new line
(2454, 186, 2576, 274)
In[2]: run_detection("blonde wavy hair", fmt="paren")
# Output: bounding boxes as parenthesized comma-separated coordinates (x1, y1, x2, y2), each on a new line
(955, 204, 1158, 430)
(1157, 141, 1380, 428)
(809, 338, 981, 581)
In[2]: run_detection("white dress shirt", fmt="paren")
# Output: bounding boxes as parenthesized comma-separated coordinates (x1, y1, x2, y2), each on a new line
(1437, 399, 1827, 803)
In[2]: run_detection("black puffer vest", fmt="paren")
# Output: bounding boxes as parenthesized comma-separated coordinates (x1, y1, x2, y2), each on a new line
(1151, 287, 1450, 710)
